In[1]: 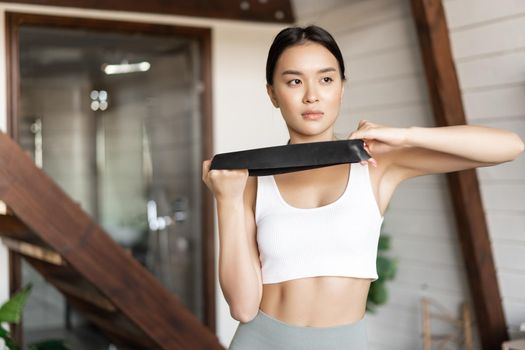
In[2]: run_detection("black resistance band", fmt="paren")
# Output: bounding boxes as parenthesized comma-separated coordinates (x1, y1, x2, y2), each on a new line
(210, 139, 371, 176)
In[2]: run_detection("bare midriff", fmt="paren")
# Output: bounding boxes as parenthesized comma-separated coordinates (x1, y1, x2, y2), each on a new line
(259, 276, 372, 328)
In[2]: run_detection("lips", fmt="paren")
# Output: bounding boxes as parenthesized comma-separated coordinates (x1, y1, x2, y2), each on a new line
(302, 110, 324, 120)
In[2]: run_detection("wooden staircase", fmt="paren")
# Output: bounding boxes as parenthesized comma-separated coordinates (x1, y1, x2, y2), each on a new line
(0, 131, 224, 349)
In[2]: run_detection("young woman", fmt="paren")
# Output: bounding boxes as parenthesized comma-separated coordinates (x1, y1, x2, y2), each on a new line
(202, 25, 524, 349)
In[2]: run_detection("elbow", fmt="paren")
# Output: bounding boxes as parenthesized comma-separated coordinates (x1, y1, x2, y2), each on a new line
(509, 133, 525, 161)
(497, 132, 525, 163)
(517, 136, 525, 157)
(230, 305, 259, 323)
(228, 283, 263, 323)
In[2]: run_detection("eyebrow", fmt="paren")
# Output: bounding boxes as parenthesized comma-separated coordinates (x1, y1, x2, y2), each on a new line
(282, 67, 337, 76)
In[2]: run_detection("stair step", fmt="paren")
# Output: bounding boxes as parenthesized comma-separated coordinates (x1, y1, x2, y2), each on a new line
(1, 237, 64, 265)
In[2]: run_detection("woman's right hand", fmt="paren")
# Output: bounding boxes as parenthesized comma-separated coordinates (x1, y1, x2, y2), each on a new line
(202, 159, 249, 201)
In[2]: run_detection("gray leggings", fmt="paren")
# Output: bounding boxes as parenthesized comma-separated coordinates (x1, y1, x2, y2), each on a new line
(228, 309, 368, 350)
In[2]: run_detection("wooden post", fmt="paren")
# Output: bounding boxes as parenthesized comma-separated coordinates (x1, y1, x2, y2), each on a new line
(463, 302, 473, 350)
(410, 1, 509, 348)
(422, 298, 432, 350)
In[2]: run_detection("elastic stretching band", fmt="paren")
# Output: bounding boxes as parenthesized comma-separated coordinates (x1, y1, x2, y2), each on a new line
(210, 139, 370, 176)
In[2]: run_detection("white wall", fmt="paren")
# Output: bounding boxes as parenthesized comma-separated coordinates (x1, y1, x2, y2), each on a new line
(296, 0, 525, 348)
(443, 0, 525, 339)
(0, 2, 286, 347)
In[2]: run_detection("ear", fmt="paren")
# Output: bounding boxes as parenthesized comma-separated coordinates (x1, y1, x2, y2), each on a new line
(340, 83, 345, 102)
(266, 84, 279, 108)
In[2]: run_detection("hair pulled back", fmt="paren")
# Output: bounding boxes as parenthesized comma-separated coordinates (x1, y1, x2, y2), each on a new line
(265, 25, 346, 86)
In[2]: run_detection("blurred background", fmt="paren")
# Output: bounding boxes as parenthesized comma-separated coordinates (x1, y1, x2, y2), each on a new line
(0, 0, 523, 349)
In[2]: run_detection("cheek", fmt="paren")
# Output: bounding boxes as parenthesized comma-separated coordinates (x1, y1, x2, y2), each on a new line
(278, 89, 302, 108)
(322, 89, 342, 106)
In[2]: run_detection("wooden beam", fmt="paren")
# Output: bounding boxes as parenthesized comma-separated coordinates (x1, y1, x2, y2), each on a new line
(1, 0, 294, 23)
(409, 1, 508, 349)
(0, 214, 48, 246)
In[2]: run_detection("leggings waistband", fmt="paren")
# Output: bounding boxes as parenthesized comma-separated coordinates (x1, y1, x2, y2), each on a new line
(257, 308, 367, 331)
(228, 309, 369, 350)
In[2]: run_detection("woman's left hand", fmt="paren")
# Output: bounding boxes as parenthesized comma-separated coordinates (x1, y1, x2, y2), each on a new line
(347, 120, 409, 167)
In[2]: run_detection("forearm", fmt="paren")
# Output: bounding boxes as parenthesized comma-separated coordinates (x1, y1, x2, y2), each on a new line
(216, 198, 261, 320)
(406, 125, 525, 163)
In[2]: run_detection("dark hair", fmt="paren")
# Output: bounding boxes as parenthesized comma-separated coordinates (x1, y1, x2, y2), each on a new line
(265, 25, 346, 85)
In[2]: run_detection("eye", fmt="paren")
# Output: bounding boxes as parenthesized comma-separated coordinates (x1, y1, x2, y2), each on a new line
(321, 76, 334, 84)
(287, 78, 302, 86)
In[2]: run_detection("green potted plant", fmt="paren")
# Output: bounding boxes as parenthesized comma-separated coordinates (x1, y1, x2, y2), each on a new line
(0, 284, 69, 350)
(366, 233, 398, 313)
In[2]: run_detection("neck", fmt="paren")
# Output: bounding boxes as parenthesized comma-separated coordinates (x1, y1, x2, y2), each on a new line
(287, 135, 339, 145)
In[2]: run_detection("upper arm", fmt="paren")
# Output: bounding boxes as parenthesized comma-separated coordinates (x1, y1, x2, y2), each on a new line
(366, 144, 499, 216)
(384, 146, 498, 182)
(243, 176, 263, 306)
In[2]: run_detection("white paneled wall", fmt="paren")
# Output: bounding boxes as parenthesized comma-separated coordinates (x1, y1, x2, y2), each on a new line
(295, 0, 524, 348)
(443, 0, 525, 339)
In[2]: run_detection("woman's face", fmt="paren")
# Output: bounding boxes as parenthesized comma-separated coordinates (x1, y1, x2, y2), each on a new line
(267, 41, 344, 141)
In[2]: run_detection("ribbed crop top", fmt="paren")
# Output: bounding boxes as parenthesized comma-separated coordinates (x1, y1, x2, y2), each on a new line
(255, 163, 384, 284)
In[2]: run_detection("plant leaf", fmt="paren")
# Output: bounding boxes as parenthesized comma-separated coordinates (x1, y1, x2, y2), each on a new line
(377, 256, 392, 276)
(0, 328, 19, 350)
(378, 234, 390, 250)
(369, 281, 388, 305)
(28, 339, 69, 350)
(0, 284, 32, 324)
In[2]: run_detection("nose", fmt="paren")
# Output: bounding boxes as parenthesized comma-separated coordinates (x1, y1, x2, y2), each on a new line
(303, 84, 319, 104)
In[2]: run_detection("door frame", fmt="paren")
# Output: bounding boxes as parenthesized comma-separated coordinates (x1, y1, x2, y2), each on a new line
(5, 10, 216, 341)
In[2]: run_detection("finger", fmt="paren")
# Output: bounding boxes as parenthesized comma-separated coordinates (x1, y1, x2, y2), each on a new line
(363, 120, 378, 128)
(350, 130, 364, 140)
(350, 128, 373, 140)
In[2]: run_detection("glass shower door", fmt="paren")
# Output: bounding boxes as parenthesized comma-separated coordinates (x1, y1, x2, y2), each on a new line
(17, 24, 205, 347)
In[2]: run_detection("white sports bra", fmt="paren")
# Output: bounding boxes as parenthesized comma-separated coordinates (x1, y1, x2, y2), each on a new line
(255, 162, 384, 284)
